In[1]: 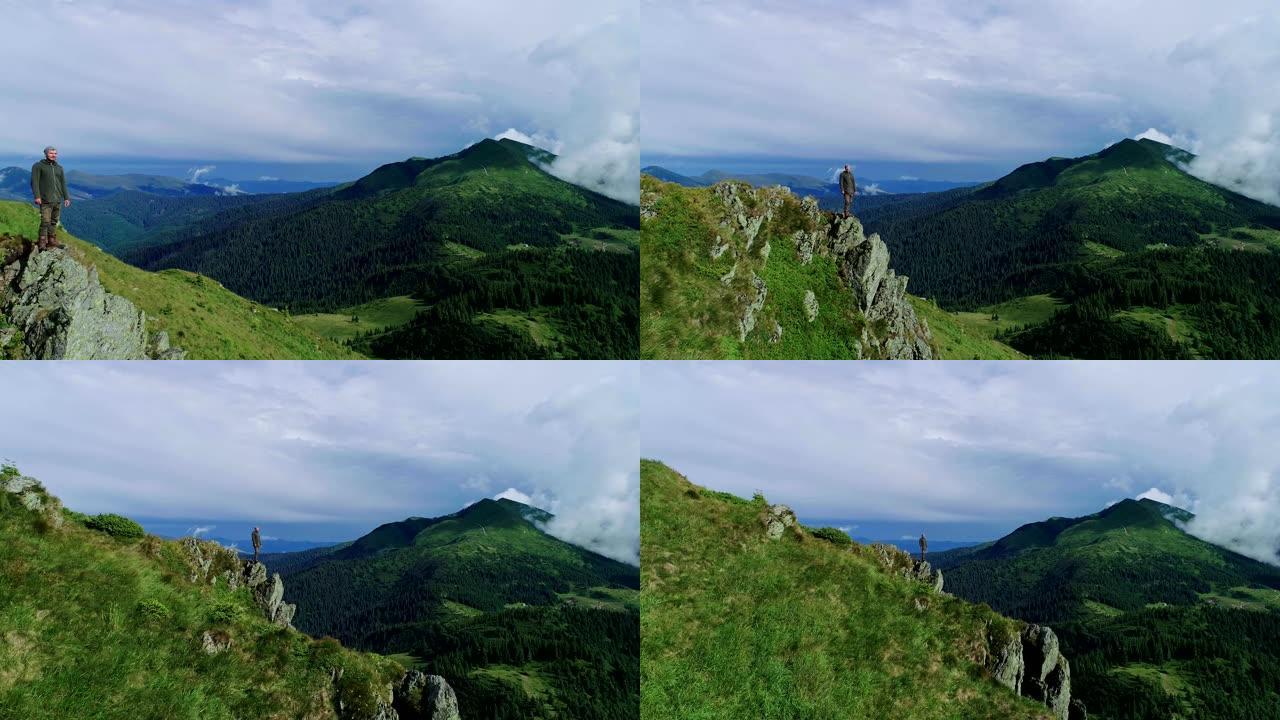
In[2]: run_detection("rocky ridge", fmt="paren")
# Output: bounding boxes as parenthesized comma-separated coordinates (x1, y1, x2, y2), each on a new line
(0, 241, 184, 359)
(2, 473, 458, 720)
(659, 180, 933, 358)
(763, 503, 1081, 720)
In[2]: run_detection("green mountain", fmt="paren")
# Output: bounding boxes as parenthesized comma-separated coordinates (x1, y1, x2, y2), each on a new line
(935, 498, 1280, 719)
(275, 497, 640, 720)
(640, 174, 1023, 359)
(0, 201, 355, 359)
(641, 460, 1088, 719)
(859, 138, 1280, 359)
(0, 463, 460, 720)
(82, 138, 640, 359)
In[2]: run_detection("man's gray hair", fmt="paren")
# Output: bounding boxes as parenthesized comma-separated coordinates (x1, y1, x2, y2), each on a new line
(43, 146, 56, 155)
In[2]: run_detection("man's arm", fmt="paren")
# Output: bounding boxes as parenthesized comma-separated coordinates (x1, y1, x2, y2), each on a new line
(31, 165, 40, 204)
(59, 168, 69, 206)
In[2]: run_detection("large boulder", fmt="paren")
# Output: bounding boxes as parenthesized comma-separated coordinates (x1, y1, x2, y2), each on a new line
(395, 671, 461, 720)
(762, 504, 797, 540)
(1021, 624, 1062, 694)
(0, 246, 184, 359)
(240, 560, 297, 627)
(988, 630, 1025, 693)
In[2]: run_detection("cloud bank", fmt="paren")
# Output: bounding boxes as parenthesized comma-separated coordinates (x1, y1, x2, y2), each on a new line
(0, 362, 638, 564)
(0, 1, 635, 198)
(642, 362, 1280, 565)
(642, 0, 1280, 199)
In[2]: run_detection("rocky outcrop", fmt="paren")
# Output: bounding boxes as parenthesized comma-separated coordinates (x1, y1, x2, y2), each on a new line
(241, 561, 297, 627)
(698, 182, 932, 358)
(0, 244, 184, 359)
(984, 623, 1078, 720)
(762, 504, 797, 540)
(395, 671, 462, 720)
(738, 272, 767, 341)
(813, 213, 933, 359)
(866, 543, 944, 592)
(200, 630, 233, 655)
(2, 473, 64, 527)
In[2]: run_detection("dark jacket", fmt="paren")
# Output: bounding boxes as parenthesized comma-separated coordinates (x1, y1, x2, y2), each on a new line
(31, 158, 68, 203)
(839, 169, 856, 195)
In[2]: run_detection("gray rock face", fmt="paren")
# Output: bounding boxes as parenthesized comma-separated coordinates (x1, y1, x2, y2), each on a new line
(1, 473, 63, 526)
(762, 504, 797, 540)
(395, 671, 461, 720)
(768, 320, 783, 344)
(989, 631, 1025, 693)
(1021, 624, 1062, 694)
(737, 273, 767, 341)
(239, 560, 296, 628)
(803, 290, 819, 322)
(983, 622, 1077, 720)
(0, 247, 184, 359)
(199, 630, 232, 655)
(818, 216, 933, 359)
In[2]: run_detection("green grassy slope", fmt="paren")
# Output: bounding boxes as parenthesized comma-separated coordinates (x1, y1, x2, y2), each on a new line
(293, 295, 423, 345)
(0, 464, 404, 720)
(641, 460, 1053, 720)
(859, 139, 1280, 359)
(0, 201, 357, 359)
(278, 498, 640, 720)
(640, 175, 1020, 359)
(937, 499, 1280, 719)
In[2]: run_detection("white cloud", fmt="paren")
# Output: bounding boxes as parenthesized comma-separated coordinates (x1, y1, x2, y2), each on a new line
(189, 525, 215, 537)
(1134, 128, 1175, 146)
(0, 0, 634, 195)
(495, 128, 563, 155)
(494, 487, 535, 505)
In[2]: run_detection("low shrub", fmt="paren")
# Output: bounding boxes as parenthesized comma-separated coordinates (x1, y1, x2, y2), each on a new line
(86, 513, 145, 540)
(812, 527, 854, 547)
(138, 598, 173, 624)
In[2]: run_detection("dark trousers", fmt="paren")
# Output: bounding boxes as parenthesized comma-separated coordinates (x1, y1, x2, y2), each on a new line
(38, 202, 62, 241)
(842, 192, 853, 216)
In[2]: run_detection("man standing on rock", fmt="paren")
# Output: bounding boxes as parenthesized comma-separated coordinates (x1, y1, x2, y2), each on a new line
(919, 533, 927, 563)
(251, 526, 262, 563)
(31, 146, 70, 251)
(839, 164, 856, 218)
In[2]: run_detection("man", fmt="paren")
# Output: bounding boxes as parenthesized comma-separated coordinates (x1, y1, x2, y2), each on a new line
(31, 146, 70, 251)
(251, 526, 262, 563)
(838, 164, 856, 218)
(918, 533, 927, 563)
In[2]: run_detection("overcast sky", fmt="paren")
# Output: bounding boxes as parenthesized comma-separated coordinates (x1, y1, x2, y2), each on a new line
(0, 1, 637, 202)
(642, 362, 1280, 566)
(642, 0, 1280, 198)
(0, 362, 639, 564)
